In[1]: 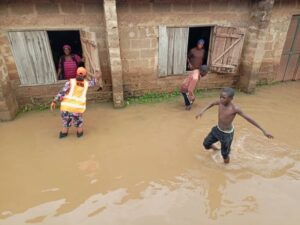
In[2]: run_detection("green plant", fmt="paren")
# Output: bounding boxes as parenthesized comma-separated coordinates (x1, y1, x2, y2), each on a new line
(18, 102, 51, 115)
(126, 88, 226, 105)
(126, 90, 181, 105)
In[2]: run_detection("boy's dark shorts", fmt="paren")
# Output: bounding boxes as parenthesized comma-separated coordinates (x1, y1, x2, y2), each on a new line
(203, 126, 234, 160)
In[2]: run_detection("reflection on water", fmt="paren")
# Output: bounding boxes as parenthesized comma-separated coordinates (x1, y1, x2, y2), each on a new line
(0, 181, 260, 225)
(0, 82, 300, 225)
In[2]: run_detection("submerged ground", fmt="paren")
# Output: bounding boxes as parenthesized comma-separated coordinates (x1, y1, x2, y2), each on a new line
(0, 82, 299, 225)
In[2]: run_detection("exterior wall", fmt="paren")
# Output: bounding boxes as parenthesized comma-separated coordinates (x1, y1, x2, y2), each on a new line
(0, 53, 18, 121)
(0, 0, 299, 115)
(117, 0, 252, 96)
(0, 0, 112, 108)
(104, 0, 124, 107)
(257, 0, 300, 83)
(238, 0, 275, 92)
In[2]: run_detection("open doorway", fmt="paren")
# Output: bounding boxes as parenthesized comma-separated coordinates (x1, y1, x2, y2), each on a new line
(187, 26, 212, 70)
(47, 30, 83, 79)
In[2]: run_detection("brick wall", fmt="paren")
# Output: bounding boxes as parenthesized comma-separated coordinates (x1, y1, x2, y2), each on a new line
(1, 0, 299, 110)
(0, 32, 19, 89)
(257, 0, 300, 83)
(0, 0, 112, 107)
(15, 83, 112, 109)
(0, 53, 18, 121)
(103, 0, 124, 107)
(117, 0, 252, 95)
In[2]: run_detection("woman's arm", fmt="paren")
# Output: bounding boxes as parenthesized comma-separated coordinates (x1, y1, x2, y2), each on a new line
(87, 70, 102, 88)
(53, 81, 70, 103)
(50, 81, 70, 111)
(57, 57, 63, 79)
(75, 54, 82, 63)
(57, 68, 62, 79)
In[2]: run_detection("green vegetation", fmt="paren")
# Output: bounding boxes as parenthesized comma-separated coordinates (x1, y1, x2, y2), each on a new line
(126, 90, 181, 105)
(18, 102, 51, 115)
(126, 88, 226, 105)
(256, 79, 280, 87)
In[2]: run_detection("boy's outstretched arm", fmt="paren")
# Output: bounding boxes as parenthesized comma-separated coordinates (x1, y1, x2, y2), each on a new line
(195, 100, 219, 119)
(236, 107, 274, 139)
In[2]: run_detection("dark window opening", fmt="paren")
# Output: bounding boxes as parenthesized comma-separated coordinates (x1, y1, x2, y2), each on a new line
(47, 30, 83, 80)
(187, 26, 212, 70)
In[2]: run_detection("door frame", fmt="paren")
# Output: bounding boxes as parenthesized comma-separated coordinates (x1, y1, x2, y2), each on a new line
(277, 15, 300, 82)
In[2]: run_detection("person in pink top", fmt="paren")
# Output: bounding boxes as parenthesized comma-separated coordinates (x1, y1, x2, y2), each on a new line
(180, 65, 208, 110)
(57, 45, 82, 80)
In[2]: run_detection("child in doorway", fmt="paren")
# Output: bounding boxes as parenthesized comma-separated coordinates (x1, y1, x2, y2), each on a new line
(195, 87, 273, 164)
(181, 65, 208, 110)
(51, 67, 101, 138)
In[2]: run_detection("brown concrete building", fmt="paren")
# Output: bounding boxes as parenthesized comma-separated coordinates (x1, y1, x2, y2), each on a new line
(0, 0, 299, 121)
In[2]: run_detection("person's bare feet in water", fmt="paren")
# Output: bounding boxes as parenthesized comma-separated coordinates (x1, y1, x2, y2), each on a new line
(185, 105, 192, 111)
(211, 144, 220, 151)
(223, 157, 230, 164)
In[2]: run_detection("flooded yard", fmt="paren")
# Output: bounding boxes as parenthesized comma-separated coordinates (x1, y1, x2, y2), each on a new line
(0, 82, 300, 225)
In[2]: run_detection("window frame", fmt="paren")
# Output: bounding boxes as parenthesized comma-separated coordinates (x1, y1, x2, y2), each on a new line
(158, 24, 247, 77)
(158, 24, 215, 77)
(7, 27, 86, 86)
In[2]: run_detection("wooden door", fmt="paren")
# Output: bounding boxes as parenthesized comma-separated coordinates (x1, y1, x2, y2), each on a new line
(168, 27, 189, 75)
(158, 26, 168, 77)
(80, 30, 102, 86)
(8, 31, 56, 85)
(277, 15, 300, 81)
(210, 26, 246, 74)
(158, 26, 189, 76)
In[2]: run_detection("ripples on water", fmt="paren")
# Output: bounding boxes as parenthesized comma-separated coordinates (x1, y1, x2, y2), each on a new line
(196, 127, 300, 180)
(1, 82, 300, 225)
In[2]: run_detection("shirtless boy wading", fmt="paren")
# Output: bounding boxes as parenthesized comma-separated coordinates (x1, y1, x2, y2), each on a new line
(196, 87, 274, 164)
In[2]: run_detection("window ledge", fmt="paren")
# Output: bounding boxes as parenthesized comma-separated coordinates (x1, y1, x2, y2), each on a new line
(18, 80, 66, 87)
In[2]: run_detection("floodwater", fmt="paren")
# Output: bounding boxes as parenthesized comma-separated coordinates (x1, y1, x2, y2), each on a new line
(0, 82, 300, 225)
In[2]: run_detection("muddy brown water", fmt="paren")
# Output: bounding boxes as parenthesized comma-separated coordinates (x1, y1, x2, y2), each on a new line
(0, 82, 300, 225)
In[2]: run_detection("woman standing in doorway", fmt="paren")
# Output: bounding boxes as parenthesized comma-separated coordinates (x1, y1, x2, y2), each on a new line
(57, 45, 82, 80)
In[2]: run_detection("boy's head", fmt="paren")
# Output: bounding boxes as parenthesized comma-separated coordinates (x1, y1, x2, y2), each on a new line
(199, 65, 208, 77)
(197, 39, 205, 49)
(76, 67, 87, 82)
(220, 87, 235, 105)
